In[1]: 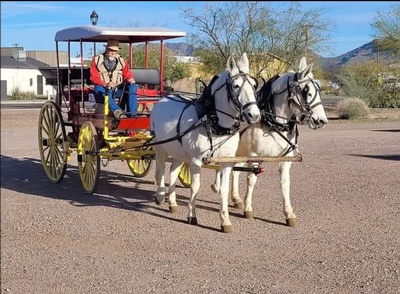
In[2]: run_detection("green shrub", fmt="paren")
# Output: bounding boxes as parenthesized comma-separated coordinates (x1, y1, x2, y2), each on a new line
(335, 60, 400, 108)
(8, 86, 36, 100)
(337, 97, 370, 119)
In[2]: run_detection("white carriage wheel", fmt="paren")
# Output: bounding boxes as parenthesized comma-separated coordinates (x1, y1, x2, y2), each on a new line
(38, 101, 67, 183)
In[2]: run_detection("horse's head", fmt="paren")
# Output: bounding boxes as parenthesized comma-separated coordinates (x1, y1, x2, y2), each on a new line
(211, 53, 261, 126)
(271, 57, 328, 130)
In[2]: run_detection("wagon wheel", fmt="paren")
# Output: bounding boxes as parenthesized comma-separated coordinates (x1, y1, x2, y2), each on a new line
(38, 101, 67, 183)
(178, 162, 191, 188)
(77, 121, 100, 194)
(127, 157, 152, 178)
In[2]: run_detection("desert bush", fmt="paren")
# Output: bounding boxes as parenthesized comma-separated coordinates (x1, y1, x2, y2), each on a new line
(337, 61, 382, 106)
(337, 97, 370, 119)
(9, 86, 36, 100)
(336, 60, 400, 108)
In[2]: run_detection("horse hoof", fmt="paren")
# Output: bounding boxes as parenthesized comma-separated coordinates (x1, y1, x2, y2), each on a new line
(233, 200, 244, 209)
(286, 218, 297, 227)
(244, 211, 254, 219)
(169, 205, 179, 213)
(211, 184, 218, 193)
(154, 196, 164, 205)
(221, 225, 233, 233)
(187, 217, 198, 225)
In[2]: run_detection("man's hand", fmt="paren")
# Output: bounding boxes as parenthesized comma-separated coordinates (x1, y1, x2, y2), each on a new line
(127, 78, 135, 84)
(107, 81, 116, 88)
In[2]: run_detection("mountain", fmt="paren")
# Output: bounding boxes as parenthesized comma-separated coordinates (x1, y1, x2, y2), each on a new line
(165, 42, 195, 56)
(165, 40, 399, 70)
(314, 39, 399, 70)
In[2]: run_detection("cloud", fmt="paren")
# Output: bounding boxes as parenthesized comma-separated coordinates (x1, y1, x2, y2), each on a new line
(1, 2, 67, 18)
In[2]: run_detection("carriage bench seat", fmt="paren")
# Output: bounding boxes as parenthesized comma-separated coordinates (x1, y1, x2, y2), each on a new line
(131, 68, 161, 97)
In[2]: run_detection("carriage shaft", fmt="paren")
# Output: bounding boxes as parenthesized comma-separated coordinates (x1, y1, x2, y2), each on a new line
(202, 155, 302, 164)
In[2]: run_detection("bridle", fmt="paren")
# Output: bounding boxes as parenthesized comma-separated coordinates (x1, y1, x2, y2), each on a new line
(194, 70, 258, 154)
(212, 70, 258, 124)
(255, 72, 323, 156)
(275, 72, 322, 125)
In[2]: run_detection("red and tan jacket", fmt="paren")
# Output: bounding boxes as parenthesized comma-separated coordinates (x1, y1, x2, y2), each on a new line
(90, 54, 133, 87)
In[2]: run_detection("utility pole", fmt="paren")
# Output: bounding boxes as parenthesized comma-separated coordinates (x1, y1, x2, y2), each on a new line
(301, 25, 309, 63)
(300, 24, 310, 63)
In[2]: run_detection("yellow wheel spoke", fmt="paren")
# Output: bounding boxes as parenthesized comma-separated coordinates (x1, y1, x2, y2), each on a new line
(38, 101, 67, 183)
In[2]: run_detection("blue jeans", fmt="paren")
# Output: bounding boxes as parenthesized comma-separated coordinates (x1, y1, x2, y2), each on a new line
(94, 83, 137, 116)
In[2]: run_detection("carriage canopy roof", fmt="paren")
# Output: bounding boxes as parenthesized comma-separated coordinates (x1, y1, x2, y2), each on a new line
(54, 25, 186, 43)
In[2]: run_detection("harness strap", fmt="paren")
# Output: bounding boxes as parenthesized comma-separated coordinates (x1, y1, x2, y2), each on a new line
(276, 124, 299, 156)
(177, 102, 193, 144)
(143, 119, 201, 148)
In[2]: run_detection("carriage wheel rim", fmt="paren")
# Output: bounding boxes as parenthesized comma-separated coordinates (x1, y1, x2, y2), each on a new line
(38, 101, 67, 183)
(127, 158, 152, 178)
(78, 121, 100, 194)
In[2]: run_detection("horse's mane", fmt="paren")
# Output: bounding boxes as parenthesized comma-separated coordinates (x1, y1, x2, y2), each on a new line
(256, 74, 296, 132)
(257, 74, 280, 109)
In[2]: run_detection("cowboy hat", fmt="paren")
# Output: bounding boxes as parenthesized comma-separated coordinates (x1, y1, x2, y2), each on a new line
(104, 39, 120, 51)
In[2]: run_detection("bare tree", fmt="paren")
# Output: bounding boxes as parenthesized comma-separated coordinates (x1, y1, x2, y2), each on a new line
(179, 1, 334, 79)
(371, 2, 400, 54)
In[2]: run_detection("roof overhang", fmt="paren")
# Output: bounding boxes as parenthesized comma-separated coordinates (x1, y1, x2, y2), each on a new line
(54, 25, 186, 43)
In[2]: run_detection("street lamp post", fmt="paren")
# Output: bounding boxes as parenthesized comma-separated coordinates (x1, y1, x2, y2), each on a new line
(90, 10, 99, 56)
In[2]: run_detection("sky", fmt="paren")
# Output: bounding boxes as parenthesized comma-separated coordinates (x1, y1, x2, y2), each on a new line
(1, 1, 396, 58)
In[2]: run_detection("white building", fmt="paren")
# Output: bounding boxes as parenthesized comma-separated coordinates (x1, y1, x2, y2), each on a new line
(0, 54, 57, 99)
(0, 48, 89, 99)
(174, 56, 199, 63)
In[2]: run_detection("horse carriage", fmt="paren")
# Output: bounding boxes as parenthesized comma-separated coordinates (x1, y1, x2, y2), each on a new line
(38, 25, 327, 233)
(38, 25, 190, 193)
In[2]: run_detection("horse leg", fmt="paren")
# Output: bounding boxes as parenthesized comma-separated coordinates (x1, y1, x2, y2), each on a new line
(187, 162, 201, 226)
(168, 159, 183, 213)
(230, 163, 245, 209)
(219, 164, 233, 233)
(154, 148, 168, 205)
(211, 169, 220, 193)
(279, 162, 296, 227)
(243, 171, 258, 219)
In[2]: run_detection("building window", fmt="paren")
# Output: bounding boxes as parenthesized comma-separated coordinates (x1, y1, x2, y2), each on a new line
(30, 78, 33, 86)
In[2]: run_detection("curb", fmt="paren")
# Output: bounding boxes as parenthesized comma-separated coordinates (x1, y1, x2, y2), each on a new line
(0, 100, 50, 104)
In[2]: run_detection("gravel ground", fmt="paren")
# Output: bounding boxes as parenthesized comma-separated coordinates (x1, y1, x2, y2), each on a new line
(1, 108, 400, 294)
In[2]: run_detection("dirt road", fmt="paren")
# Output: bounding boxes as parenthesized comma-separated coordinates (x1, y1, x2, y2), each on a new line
(1, 108, 399, 293)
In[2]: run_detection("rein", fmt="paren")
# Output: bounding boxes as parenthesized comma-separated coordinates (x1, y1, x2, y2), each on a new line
(143, 96, 202, 148)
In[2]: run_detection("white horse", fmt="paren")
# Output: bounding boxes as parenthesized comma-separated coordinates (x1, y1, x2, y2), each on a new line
(213, 57, 328, 227)
(150, 53, 261, 233)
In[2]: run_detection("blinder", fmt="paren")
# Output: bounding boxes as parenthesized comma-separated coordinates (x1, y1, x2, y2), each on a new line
(226, 71, 258, 114)
(287, 76, 321, 123)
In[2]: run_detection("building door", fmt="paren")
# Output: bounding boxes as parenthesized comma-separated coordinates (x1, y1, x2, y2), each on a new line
(1, 80, 7, 99)
(37, 75, 43, 95)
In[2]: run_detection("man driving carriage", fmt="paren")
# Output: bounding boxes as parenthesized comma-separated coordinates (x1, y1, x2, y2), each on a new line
(90, 39, 137, 119)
